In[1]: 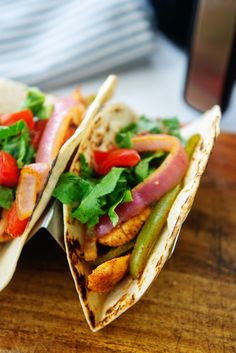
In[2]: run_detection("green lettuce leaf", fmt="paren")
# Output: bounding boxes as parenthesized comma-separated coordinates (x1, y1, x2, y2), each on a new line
(20, 88, 45, 114)
(108, 189, 132, 226)
(72, 167, 125, 226)
(20, 87, 53, 120)
(79, 154, 93, 179)
(0, 120, 25, 139)
(137, 116, 162, 134)
(134, 151, 165, 181)
(162, 117, 183, 141)
(36, 104, 54, 120)
(115, 115, 183, 147)
(115, 123, 137, 148)
(0, 121, 35, 168)
(0, 186, 14, 210)
(53, 172, 92, 204)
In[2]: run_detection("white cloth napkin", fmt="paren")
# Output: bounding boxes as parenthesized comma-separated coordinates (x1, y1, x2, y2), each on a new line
(0, 0, 155, 89)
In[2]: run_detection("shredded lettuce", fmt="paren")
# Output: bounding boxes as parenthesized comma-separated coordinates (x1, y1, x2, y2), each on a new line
(79, 154, 93, 179)
(53, 172, 92, 204)
(0, 121, 35, 168)
(115, 116, 183, 148)
(0, 120, 25, 139)
(134, 151, 165, 181)
(108, 189, 132, 226)
(162, 117, 183, 141)
(72, 167, 125, 227)
(0, 87, 54, 172)
(54, 166, 134, 228)
(115, 123, 137, 148)
(0, 186, 14, 210)
(20, 87, 53, 120)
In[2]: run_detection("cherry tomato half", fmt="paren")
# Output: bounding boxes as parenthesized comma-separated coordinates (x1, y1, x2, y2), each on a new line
(0, 151, 19, 187)
(93, 148, 141, 175)
(93, 150, 110, 165)
(5, 202, 29, 238)
(0, 109, 34, 131)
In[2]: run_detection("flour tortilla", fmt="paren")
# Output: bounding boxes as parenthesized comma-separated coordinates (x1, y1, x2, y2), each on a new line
(64, 103, 221, 331)
(0, 75, 117, 291)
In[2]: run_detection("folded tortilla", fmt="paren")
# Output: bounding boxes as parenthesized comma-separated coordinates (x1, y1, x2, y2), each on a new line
(63, 101, 221, 331)
(0, 75, 117, 291)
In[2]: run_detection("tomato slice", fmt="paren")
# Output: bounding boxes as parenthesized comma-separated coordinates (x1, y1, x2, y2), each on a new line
(93, 150, 109, 165)
(31, 120, 47, 149)
(94, 148, 141, 175)
(5, 202, 29, 238)
(36, 98, 77, 164)
(0, 109, 34, 131)
(0, 151, 19, 187)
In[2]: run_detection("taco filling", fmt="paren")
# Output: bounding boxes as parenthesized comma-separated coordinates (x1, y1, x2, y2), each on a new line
(54, 114, 199, 293)
(0, 86, 87, 241)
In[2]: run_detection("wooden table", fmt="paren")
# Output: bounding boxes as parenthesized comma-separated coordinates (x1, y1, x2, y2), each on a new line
(0, 133, 236, 353)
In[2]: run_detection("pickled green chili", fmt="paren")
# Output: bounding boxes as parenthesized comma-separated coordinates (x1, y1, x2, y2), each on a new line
(185, 134, 200, 159)
(92, 239, 135, 267)
(129, 185, 180, 279)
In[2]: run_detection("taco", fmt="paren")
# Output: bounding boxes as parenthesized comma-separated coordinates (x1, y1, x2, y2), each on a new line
(0, 75, 117, 291)
(53, 89, 221, 331)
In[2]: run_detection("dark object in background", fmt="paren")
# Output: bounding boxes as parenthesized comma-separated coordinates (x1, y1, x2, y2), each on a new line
(150, 0, 236, 113)
(150, 0, 195, 47)
(185, 0, 236, 113)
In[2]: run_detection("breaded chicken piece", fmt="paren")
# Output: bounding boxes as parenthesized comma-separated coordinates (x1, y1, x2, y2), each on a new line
(87, 254, 130, 293)
(98, 207, 152, 247)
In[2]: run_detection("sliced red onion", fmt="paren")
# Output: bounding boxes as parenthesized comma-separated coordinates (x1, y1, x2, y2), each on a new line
(16, 163, 50, 220)
(36, 97, 76, 164)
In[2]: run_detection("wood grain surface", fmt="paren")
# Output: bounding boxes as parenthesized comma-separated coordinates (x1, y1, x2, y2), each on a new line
(0, 133, 236, 353)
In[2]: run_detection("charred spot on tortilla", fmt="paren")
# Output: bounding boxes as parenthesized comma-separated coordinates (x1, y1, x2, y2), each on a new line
(88, 310, 96, 328)
(95, 133, 104, 147)
(199, 141, 205, 151)
(102, 293, 136, 328)
(75, 272, 87, 301)
(105, 293, 135, 316)
(114, 107, 121, 113)
(67, 239, 82, 258)
(68, 246, 88, 301)
(155, 254, 164, 271)
(73, 239, 82, 252)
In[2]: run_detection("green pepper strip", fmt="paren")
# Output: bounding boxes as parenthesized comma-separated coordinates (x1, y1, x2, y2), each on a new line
(91, 239, 136, 267)
(129, 134, 201, 279)
(185, 134, 201, 159)
(129, 185, 180, 279)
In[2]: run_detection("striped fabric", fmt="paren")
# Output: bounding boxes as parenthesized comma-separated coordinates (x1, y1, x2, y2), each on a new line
(0, 0, 155, 89)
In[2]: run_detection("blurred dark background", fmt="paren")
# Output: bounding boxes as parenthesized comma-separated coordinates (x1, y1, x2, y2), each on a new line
(150, 0, 236, 113)
(150, 0, 196, 47)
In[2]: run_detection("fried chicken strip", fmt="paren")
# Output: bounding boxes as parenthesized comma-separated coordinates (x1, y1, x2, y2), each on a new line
(98, 207, 152, 247)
